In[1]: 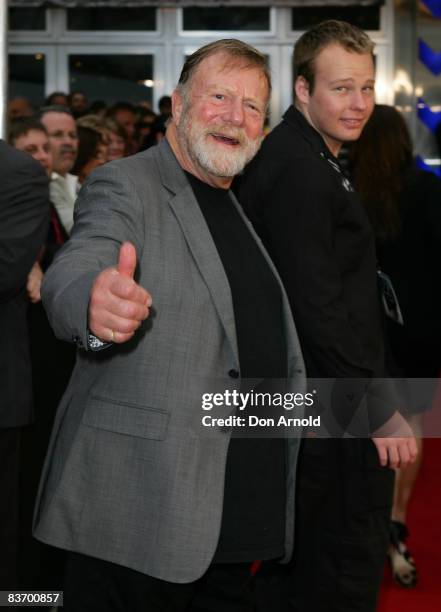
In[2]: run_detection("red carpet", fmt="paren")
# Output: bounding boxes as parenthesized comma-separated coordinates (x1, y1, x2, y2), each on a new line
(378, 438, 441, 611)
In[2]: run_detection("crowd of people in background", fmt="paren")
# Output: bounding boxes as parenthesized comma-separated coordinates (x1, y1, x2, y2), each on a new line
(7, 92, 172, 298)
(6, 95, 172, 311)
(8, 92, 171, 185)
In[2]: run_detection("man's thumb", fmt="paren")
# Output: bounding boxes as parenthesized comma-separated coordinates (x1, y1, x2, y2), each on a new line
(117, 242, 137, 278)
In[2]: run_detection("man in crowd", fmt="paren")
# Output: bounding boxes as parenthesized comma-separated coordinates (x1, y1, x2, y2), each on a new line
(68, 90, 88, 118)
(0, 139, 49, 590)
(39, 106, 79, 234)
(155, 94, 172, 132)
(8, 96, 34, 121)
(45, 91, 69, 107)
(9, 117, 53, 179)
(35, 39, 305, 611)
(237, 20, 417, 611)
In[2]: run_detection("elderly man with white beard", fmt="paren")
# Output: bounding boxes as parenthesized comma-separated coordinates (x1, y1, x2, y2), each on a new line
(35, 39, 305, 611)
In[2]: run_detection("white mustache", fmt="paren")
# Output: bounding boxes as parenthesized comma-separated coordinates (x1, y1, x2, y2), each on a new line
(207, 127, 245, 145)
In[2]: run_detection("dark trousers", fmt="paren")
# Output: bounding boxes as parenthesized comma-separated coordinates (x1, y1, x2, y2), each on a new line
(63, 552, 260, 612)
(17, 302, 74, 591)
(286, 438, 394, 612)
(0, 428, 21, 590)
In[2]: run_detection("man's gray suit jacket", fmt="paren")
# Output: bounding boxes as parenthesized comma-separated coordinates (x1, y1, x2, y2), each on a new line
(35, 139, 306, 583)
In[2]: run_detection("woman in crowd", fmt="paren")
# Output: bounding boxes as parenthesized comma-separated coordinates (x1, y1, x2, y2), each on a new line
(350, 104, 441, 588)
(104, 117, 128, 161)
(71, 125, 107, 184)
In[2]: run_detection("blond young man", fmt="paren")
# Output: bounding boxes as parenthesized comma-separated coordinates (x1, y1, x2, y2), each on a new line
(238, 21, 417, 612)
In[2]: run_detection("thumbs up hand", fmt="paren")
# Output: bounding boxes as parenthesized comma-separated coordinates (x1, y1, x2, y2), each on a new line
(117, 241, 137, 278)
(89, 242, 152, 344)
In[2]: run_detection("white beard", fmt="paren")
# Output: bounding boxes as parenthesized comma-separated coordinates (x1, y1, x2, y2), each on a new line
(178, 106, 262, 178)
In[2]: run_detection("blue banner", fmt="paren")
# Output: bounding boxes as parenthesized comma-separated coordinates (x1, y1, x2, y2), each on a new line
(416, 155, 441, 178)
(421, 0, 441, 18)
(419, 38, 441, 75)
(417, 98, 441, 132)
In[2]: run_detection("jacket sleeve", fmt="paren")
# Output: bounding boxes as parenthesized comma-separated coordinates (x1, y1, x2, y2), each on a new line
(41, 162, 145, 349)
(0, 149, 49, 304)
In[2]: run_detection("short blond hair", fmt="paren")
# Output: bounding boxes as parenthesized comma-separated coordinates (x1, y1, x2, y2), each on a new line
(294, 20, 375, 96)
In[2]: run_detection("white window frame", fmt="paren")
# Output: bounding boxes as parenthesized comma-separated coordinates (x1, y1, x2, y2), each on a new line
(8, 44, 58, 99)
(177, 6, 276, 38)
(7, 6, 51, 38)
(59, 6, 162, 43)
(7, 2, 396, 123)
(59, 44, 167, 112)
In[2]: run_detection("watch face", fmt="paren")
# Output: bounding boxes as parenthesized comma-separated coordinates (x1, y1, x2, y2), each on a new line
(87, 331, 108, 350)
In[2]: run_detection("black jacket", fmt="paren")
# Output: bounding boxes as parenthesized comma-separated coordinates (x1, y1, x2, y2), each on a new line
(0, 141, 49, 427)
(236, 106, 395, 430)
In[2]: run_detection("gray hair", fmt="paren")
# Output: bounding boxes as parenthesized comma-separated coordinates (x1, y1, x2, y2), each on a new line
(176, 38, 271, 105)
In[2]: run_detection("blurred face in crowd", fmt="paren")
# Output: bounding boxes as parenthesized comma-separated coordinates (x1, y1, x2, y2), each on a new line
(8, 97, 33, 120)
(295, 43, 375, 157)
(171, 52, 268, 189)
(50, 94, 68, 106)
(107, 130, 126, 161)
(41, 111, 78, 176)
(78, 141, 108, 184)
(13, 129, 53, 176)
(70, 92, 88, 115)
(114, 109, 136, 140)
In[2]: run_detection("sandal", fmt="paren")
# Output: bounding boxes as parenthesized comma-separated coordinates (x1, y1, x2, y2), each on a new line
(389, 520, 418, 588)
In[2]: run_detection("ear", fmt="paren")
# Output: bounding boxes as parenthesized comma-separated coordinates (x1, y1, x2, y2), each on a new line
(295, 76, 310, 105)
(172, 88, 184, 126)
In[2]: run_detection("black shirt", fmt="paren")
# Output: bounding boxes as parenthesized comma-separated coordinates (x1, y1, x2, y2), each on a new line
(186, 172, 287, 562)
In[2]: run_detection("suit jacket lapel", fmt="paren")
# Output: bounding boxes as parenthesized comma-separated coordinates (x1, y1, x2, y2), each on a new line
(156, 139, 239, 364)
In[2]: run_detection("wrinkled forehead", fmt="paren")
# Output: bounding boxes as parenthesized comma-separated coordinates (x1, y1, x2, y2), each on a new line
(191, 52, 270, 97)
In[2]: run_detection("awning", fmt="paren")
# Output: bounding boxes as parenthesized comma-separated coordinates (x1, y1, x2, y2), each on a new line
(9, 1, 385, 8)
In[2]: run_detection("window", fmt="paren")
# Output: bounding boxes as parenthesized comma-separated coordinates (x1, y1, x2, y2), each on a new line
(67, 8, 156, 31)
(292, 6, 381, 31)
(9, 53, 46, 107)
(183, 7, 270, 31)
(8, 8, 46, 31)
(69, 54, 155, 106)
